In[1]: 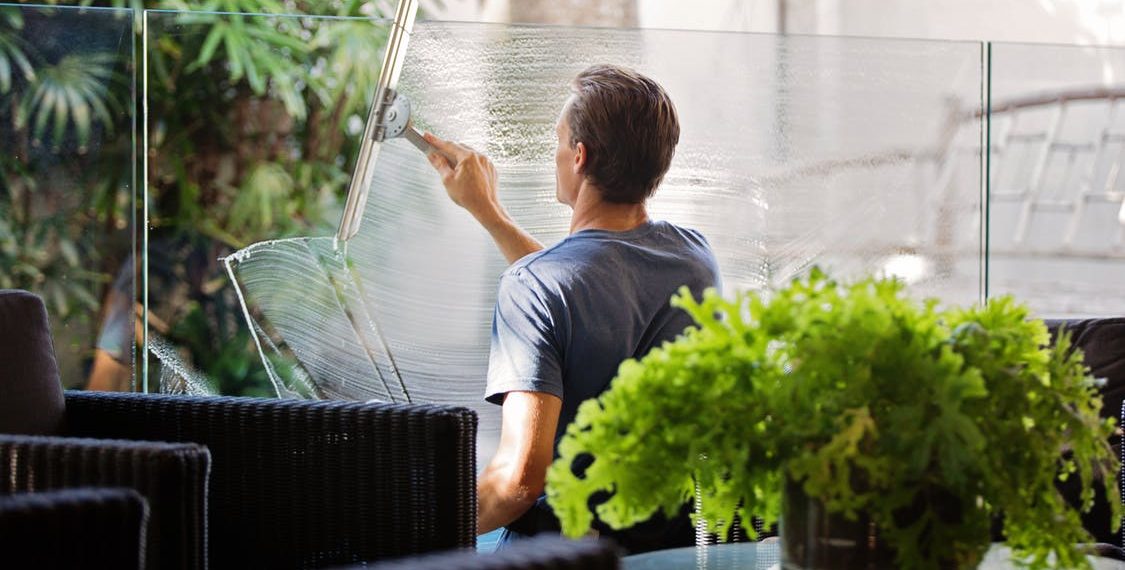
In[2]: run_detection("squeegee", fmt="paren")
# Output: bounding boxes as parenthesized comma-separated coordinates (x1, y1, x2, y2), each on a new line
(336, 0, 454, 244)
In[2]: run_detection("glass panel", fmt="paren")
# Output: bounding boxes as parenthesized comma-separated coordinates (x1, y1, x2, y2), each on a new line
(0, 4, 135, 390)
(987, 42, 1125, 317)
(142, 9, 390, 395)
(221, 22, 983, 461)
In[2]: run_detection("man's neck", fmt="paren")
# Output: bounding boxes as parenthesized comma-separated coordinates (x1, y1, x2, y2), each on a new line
(568, 183, 649, 234)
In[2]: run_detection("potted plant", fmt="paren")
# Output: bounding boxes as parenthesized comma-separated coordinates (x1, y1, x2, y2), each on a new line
(546, 269, 1120, 569)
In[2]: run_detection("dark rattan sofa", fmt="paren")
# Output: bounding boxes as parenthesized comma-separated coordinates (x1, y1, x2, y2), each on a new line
(0, 289, 478, 569)
(0, 487, 149, 569)
(1047, 318, 1125, 547)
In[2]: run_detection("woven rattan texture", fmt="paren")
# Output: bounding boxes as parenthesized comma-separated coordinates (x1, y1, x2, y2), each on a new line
(63, 391, 478, 569)
(0, 487, 149, 570)
(1045, 319, 1125, 546)
(0, 434, 208, 569)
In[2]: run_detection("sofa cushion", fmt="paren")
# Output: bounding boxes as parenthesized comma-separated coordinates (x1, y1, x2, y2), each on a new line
(1045, 317, 1125, 546)
(0, 290, 65, 435)
(1046, 318, 1125, 422)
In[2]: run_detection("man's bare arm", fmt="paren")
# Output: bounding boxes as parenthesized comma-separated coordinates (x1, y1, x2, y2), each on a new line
(476, 390, 561, 535)
(424, 132, 544, 264)
(471, 207, 545, 266)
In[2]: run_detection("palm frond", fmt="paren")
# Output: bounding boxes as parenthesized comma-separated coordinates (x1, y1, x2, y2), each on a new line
(15, 52, 120, 150)
(0, 14, 35, 93)
(183, 10, 313, 119)
(310, 19, 388, 123)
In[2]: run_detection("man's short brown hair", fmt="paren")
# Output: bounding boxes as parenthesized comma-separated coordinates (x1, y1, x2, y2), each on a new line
(566, 64, 680, 204)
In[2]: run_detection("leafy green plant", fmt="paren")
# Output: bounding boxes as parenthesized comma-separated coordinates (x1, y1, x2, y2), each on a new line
(0, 8, 35, 93)
(547, 269, 1119, 569)
(177, 7, 311, 117)
(2, 0, 398, 391)
(139, 1, 396, 396)
(0, 5, 136, 386)
(15, 51, 120, 149)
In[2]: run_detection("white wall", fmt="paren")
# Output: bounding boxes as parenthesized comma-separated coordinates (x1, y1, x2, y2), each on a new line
(787, 0, 1125, 45)
(426, 0, 1125, 45)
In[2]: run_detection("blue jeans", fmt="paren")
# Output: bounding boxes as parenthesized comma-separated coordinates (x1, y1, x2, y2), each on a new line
(496, 525, 535, 549)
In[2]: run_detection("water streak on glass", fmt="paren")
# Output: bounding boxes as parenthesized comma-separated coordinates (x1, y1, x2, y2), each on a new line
(224, 22, 983, 460)
(149, 333, 218, 396)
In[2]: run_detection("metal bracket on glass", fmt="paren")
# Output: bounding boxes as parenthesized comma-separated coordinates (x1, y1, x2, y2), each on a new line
(336, 0, 420, 245)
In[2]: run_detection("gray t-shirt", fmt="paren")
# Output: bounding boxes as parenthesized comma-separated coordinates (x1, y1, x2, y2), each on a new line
(485, 219, 721, 443)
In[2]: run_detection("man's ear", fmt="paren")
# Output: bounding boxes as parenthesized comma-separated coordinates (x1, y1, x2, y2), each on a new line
(574, 141, 587, 174)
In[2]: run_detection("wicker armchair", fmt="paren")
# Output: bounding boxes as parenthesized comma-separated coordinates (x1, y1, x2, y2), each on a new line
(1046, 318, 1125, 547)
(0, 289, 479, 569)
(355, 536, 620, 570)
(0, 487, 149, 570)
(0, 435, 209, 569)
(64, 392, 478, 569)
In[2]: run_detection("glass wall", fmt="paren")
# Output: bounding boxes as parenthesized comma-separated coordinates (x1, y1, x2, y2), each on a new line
(7, 6, 1121, 432)
(0, 4, 135, 390)
(219, 22, 984, 460)
(142, 9, 390, 395)
(988, 42, 1125, 317)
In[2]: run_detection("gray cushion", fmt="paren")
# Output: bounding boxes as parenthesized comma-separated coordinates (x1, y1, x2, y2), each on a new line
(1045, 317, 1125, 545)
(1046, 318, 1125, 421)
(0, 290, 65, 435)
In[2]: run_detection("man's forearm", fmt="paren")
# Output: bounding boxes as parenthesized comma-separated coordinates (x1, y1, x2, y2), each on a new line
(477, 461, 538, 535)
(475, 206, 544, 265)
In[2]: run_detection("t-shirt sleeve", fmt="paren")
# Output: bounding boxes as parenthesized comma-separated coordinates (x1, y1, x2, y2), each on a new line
(485, 269, 564, 406)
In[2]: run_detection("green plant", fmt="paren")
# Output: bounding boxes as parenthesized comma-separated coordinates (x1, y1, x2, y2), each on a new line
(15, 51, 120, 149)
(0, 8, 34, 93)
(3, 0, 398, 391)
(0, 6, 131, 331)
(547, 269, 1120, 569)
(141, 2, 394, 396)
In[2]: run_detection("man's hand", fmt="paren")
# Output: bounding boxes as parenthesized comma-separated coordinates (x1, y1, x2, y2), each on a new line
(423, 132, 545, 264)
(424, 133, 502, 223)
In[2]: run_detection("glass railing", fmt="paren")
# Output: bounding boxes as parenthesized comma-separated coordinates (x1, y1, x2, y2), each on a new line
(195, 20, 987, 462)
(142, 9, 389, 396)
(5, 5, 1123, 416)
(987, 41, 1125, 318)
(0, 3, 135, 390)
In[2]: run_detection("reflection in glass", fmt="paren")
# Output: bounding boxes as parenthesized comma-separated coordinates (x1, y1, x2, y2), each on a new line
(988, 42, 1125, 317)
(0, 5, 134, 390)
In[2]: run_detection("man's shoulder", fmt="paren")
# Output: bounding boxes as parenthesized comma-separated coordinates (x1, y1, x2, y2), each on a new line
(502, 221, 717, 285)
(655, 220, 711, 249)
(505, 241, 574, 278)
(514, 220, 713, 262)
(498, 244, 576, 302)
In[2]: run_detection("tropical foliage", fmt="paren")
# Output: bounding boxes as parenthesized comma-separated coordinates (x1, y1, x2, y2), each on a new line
(0, 4, 133, 384)
(0, 0, 396, 392)
(547, 269, 1120, 569)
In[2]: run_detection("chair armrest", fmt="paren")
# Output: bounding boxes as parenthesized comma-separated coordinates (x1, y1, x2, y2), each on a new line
(0, 487, 149, 570)
(64, 391, 478, 568)
(0, 434, 208, 570)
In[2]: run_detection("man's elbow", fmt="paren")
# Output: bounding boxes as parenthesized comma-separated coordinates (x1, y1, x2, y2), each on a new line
(497, 475, 545, 510)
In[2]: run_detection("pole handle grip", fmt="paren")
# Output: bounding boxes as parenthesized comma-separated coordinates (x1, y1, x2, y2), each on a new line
(403, 125, 457, 168)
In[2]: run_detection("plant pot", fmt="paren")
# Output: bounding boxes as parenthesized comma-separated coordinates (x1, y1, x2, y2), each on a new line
(779, 479, 896, 570)
(779, 479, 981, 570)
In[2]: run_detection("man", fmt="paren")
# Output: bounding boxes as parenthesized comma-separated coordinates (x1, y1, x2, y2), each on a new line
(423, 64, 720, 552)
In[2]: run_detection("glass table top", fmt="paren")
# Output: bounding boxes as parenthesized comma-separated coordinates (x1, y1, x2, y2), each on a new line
(622, 540, 1125, 570)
